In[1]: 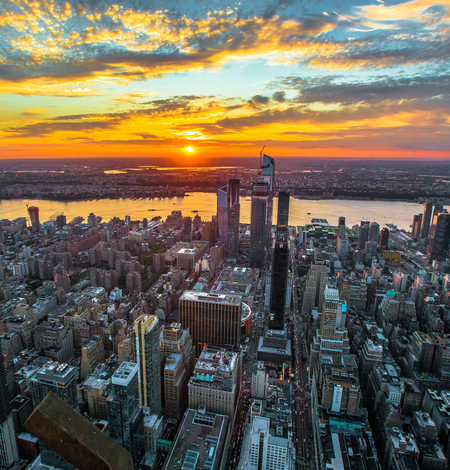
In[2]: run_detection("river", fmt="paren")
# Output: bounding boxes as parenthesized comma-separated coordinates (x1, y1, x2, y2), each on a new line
(0, 194, 426, 231)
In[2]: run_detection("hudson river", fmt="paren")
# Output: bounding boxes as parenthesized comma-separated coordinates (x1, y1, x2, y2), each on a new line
(0, 194, 426, 231)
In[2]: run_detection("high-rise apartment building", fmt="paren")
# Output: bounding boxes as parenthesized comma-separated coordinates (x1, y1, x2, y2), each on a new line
(28, 206, 40, 230)
(160, 323, 195, 419)
(134, 315, 162, 414)
(428, 212, 450, 262)
(421, 200, 433, 238)
(250, 178, 268, 268)
(179, 291, 242, 358)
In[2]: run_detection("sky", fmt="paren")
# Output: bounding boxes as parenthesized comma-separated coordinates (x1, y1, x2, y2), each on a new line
(0, 0, 449, 161)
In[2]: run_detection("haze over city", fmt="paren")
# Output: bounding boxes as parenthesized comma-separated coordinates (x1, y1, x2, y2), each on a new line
(1, 0, 450, 160)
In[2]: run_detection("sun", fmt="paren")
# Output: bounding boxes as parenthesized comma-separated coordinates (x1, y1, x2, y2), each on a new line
(185, 146, 195, 153)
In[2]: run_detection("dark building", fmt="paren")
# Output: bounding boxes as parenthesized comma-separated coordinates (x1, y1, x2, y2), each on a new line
(183, 217, 192, 242)
(276, 191, 290, 231)
(250, 178, 268, 268)
(56, 214, 66, 228)
(0, 343, 11, 423)
(269, 231, 290, 331)
(269, 194, 290, 331)
(428, 212, 450, 262)
(379, 227, 389, 250)
(421, 200, 433, 238)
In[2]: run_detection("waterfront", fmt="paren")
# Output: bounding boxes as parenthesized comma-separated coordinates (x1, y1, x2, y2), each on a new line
(0, 194, 425, 231)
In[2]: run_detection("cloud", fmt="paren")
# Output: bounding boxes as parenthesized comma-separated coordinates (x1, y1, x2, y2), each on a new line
(249, 94, 270, 106)
(272, 91, 286, 102)
(22, 108, 47, 116)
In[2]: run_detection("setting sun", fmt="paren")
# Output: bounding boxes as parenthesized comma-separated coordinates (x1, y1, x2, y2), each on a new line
(185, 146, 195, 153)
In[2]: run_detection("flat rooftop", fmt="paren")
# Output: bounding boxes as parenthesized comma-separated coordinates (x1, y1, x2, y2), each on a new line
(163, 409, 229, 470)
(180, 291, 241, 306)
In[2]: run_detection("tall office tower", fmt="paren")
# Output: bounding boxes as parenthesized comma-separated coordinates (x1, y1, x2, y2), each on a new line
(134, 315, 162, 414)
(303, 261, 328, 315)
(369, 221, 380, 243)
(28, 206, 40, 230)
(269, 193, 290, 330)
(427, 212, 450, 262)
(358, 222, 370, 249)
(107, 362, 142, 459)
(179, 291, 242, 358)
(0, 343, 18, 469)
(412, 214, 422, 238)
(276, 190, 290, 231)
(30, 362, 78, 409)
(310, 285, 350, 368)
(421, 200, 433, 238)
(250, 178, 269, 268)
(269, 231, 289, 331)
(261, 154, 275, 248)
(160, 323, 195, 420)
(217, 184, 229, 243)
(217, 179, 240, 244)
(338, 217, 346, 238)
(87, 212, 96, 227)
(379, 227, 389, 250)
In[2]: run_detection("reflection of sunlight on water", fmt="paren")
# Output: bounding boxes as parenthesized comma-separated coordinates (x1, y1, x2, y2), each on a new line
(103, 170, 127, 174)
(0, 195, 423, 231)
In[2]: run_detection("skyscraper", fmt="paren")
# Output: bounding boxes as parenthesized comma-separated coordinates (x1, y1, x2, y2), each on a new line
(412, 214, 422, 238)
(261, 154, 275, 248)
(179, 291, 242, 358)
(379, 227, 389, 250)
(338, 217, 346, 239)
(358, 222, 370, 249)
(134, 315, 162, 414)
(421, 200, 433, 238)
(28, 206, 40, 230)
(337, 216, 349, 256)
(269, 192, 290, 330)
(428, 212, 450, 262)
(217, 179, 240, 257)
(276, 191, 290, 231)
(250, 178, 268, 268)
(217, 184, 229, 243)
(369, 221, 380, 243)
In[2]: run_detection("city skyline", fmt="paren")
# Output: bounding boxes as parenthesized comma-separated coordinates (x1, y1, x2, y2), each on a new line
(1, 0, 450, 160)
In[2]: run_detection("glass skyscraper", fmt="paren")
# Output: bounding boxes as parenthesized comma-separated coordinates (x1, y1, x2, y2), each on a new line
(250, 178, 268, 269)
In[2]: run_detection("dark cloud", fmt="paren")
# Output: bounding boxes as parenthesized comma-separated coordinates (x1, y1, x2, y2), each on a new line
(272, 91, 286, 103)
(249, 94, 270, 107)
(5, 118, 121, 138)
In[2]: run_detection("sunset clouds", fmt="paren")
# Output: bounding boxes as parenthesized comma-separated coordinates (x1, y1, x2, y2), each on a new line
(0, 0, 449, 159)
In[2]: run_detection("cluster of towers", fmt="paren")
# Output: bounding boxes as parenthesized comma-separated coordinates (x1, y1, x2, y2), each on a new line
(412, 200, 450, 262)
